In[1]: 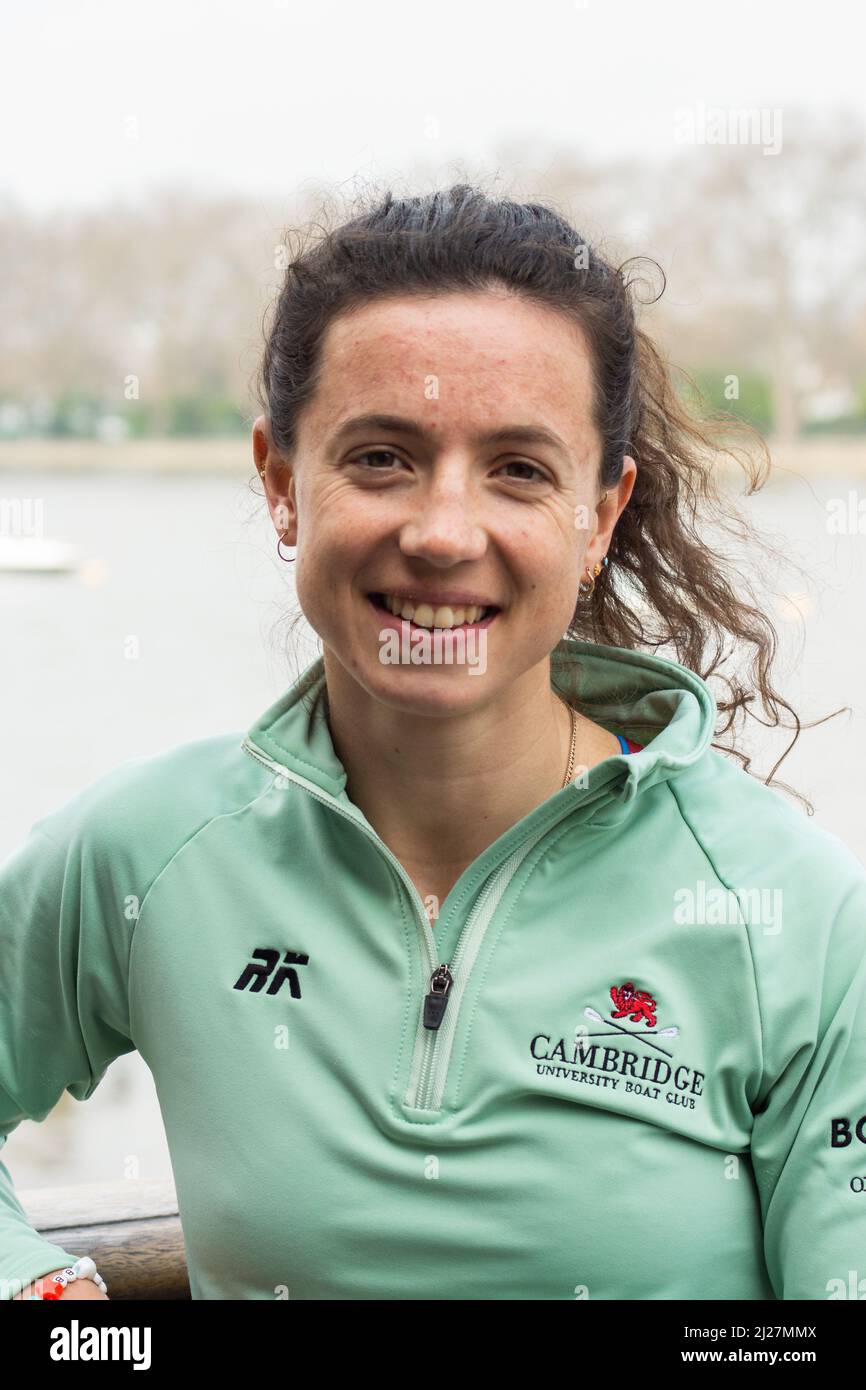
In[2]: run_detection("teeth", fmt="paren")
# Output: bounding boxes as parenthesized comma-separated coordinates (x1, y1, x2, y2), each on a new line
(380, 595, 489, 628)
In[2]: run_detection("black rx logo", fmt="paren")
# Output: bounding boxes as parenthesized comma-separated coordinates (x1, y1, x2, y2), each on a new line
(233, 948, 310, 999)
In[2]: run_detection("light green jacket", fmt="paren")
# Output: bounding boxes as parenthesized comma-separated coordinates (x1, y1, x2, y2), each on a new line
(2, 639, 865, 1299)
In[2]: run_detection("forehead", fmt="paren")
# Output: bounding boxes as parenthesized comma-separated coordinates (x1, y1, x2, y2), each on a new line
(302, 290, 598, 448)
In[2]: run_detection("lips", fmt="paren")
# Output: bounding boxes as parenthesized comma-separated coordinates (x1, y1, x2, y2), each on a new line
(367, 592, 500, 633)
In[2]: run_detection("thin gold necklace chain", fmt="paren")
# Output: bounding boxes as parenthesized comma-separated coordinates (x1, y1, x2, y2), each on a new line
(560, 697, 578, 790)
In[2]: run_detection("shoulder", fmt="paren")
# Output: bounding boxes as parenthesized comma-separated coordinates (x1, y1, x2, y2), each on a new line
(670, 746, 865, 887)
(18, 731, 274, 898)
(667, 745, 866, 976)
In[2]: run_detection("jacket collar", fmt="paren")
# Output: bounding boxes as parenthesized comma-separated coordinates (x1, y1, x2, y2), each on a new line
(243, 638, 717, 831)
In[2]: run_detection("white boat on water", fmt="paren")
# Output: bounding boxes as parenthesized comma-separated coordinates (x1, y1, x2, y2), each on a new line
(0, 537, 80, 572)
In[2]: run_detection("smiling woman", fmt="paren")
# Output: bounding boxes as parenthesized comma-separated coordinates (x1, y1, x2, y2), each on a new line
(2, 183, 865, 1303)
(254, 185, 838, 802)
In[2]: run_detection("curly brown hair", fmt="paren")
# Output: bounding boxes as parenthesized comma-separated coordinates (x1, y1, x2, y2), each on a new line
(254, 180, 846, 812)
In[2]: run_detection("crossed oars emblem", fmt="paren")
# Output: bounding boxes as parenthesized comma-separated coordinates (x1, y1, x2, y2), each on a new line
(580, 1006, 680, 1058)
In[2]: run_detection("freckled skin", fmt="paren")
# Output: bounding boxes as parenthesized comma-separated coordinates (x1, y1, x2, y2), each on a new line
(253, 289, 636, 894)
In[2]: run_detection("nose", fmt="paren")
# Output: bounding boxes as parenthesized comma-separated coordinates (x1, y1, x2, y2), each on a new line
(397, 466, 488, 568)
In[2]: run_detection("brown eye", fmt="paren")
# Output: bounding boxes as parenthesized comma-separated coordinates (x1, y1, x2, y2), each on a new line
(352, 449, 403, 470)
(497, 460, 549, 483)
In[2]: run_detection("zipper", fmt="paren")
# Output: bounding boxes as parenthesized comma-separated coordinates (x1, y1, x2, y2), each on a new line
(241, 733, 570, 1112)
(407, 820, 555, 1108)
(423, 964, 454, 1030)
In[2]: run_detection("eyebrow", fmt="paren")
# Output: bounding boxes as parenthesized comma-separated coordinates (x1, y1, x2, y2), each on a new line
(329, 413, 570, 455)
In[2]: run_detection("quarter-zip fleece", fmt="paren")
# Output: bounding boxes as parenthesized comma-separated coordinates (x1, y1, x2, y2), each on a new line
(2, 638, 866, 1300)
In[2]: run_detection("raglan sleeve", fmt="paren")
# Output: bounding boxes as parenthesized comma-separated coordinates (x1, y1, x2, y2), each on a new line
(748, 858, 866, 1300)
(0, 792, 137, 1298)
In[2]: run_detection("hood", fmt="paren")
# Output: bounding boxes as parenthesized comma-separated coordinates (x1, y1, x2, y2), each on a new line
(242, 637, 718, 832)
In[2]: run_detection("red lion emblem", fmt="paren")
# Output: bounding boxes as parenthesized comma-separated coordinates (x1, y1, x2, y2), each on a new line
(610, 981, 657, 1027)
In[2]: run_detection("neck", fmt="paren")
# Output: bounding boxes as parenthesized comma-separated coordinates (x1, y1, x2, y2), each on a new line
(321, 651, 579, 884)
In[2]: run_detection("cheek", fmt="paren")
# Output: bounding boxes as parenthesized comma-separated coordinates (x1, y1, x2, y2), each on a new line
(293, 520, 367, 631)
(295, 547, 340, 624)
(515, 541, 582, 627)
(511, 525, 578, 585)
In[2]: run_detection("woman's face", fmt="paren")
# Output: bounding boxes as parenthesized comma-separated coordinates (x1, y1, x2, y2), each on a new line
(256, 288, 635, 715)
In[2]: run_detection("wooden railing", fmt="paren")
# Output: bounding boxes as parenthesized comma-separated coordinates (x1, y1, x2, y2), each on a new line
(18, 1179, 190, 1299)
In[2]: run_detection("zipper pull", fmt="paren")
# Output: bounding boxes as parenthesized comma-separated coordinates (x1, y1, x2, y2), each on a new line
(423, 963, 454, 1031)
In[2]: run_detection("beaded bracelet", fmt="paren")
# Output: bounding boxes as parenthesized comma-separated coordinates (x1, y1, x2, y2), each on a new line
(26, 1256, 108, 1300)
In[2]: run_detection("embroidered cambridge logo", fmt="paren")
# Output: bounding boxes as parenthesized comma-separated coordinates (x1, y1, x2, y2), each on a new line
(530, 979, 705, 1111)
(583, 981, 679, 1057)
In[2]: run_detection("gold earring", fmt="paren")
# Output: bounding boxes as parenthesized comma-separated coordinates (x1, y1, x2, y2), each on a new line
(579, 556, 609, 599)
(277, 531, 296, 563)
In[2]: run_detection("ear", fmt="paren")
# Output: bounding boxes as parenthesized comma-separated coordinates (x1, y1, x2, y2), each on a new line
(586, 455, 638, 569)
(253, 415, 298, 546)
(617, 454, 638, 511)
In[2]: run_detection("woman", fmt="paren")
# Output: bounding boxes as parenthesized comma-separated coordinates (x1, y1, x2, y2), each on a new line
(3, 184, 865, 1301)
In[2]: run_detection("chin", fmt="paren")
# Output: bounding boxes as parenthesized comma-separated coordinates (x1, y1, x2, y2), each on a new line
(324, 634, 496, 716)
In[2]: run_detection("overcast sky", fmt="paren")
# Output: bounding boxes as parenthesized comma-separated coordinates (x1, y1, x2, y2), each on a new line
(1, 0, 864, 214)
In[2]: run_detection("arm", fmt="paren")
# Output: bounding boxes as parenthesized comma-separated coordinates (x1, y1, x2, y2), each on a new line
(0, 802, 136, 1300)
(749, 870, 866, 1299)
